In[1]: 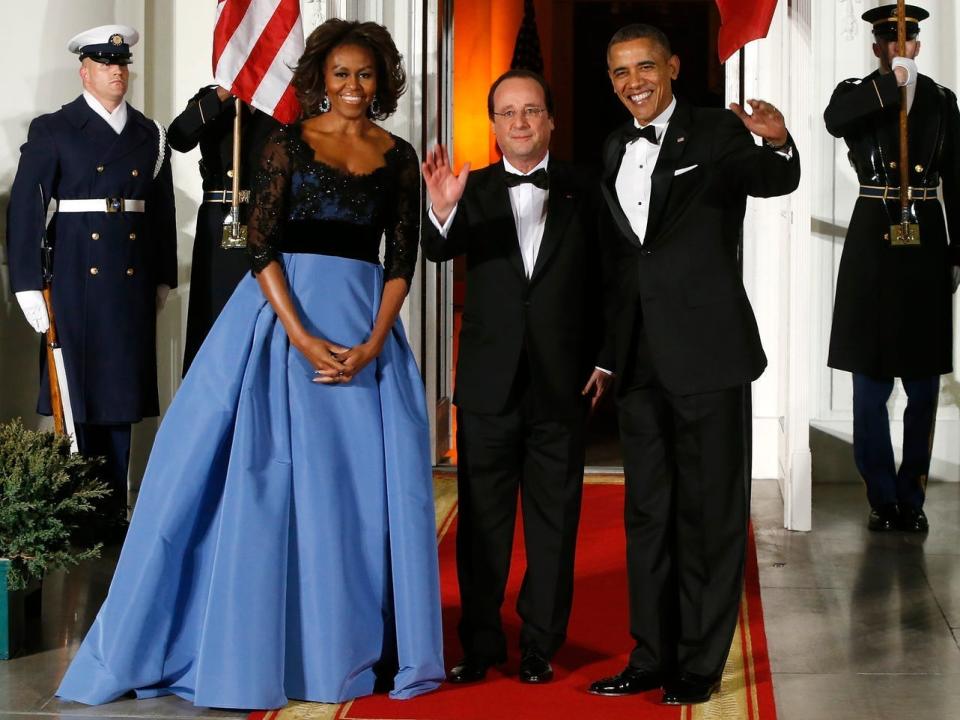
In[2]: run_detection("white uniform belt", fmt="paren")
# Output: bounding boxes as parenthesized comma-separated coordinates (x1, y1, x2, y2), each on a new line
(57, 198, 146, 213)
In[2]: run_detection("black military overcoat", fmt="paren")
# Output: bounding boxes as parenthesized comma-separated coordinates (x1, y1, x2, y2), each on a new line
(824, 71, 960, 378)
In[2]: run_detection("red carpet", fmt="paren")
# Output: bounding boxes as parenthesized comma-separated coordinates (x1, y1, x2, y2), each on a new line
(333, 482, 777, 720)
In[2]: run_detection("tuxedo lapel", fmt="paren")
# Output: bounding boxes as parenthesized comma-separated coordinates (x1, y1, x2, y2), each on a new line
(601, 126, 641, 246)
(530, 162, 575, 283)
(478, 162, 526, 280)
(644, 100, 692, 244)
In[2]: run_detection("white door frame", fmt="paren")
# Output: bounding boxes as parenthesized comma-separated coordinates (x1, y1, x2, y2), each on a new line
(730, 1, 813, 531)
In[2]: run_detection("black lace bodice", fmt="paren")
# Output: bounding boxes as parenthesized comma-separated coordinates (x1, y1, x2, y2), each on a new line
(246, 124, 421, 283)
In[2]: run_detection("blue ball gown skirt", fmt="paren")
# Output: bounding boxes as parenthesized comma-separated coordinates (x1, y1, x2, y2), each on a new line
(57, 253, 445, 709)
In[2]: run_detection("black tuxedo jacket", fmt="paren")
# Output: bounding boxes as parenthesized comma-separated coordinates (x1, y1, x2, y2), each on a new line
(600, 99, 801, 396)
(422, 159, 610, 417)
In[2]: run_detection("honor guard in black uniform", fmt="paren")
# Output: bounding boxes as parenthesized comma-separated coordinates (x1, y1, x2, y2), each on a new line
(168, 87, 279, 373)
(824, 5, 960, 532)
(6, 25, 178, 524)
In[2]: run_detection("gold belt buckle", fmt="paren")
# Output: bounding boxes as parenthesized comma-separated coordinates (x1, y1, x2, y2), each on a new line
(888, 223, 921, 246)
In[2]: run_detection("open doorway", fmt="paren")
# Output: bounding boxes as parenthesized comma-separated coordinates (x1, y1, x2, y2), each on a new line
(554, 0, 723, 465)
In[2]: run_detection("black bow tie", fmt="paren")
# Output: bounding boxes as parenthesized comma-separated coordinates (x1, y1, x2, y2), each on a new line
(623, 124, 659, 145)
(503, 167, 549, 190)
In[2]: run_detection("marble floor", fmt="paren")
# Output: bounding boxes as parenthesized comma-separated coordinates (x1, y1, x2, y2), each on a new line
(2, 476, 959, 720)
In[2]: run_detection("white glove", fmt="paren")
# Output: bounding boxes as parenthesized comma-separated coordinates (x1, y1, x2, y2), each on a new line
(156, 284, 171, 312)
(952, 267, 960, 294)
(15, 290, 49, 333)
(891, 57, 918, 87)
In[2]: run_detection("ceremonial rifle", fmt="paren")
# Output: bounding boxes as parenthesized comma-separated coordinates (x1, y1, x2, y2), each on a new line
(39, 186, 78, 451)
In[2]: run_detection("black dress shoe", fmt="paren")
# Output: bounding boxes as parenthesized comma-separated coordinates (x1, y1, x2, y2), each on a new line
(447, 657, 500, 684)
(899, 506, 929, 532)
(519, 650, 553, 683)
(588, 666, 663, 696)
(867, 503, 900, 532)
(661, 673, 720, 705)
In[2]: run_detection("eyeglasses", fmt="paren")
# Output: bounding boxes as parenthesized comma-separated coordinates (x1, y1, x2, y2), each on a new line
(492, 107, 547, 121)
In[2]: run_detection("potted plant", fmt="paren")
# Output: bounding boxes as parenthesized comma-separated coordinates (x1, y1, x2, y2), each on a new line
(0, 418, 108, 659)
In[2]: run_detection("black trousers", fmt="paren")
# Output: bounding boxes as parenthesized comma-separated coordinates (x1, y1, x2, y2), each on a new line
(852, 373, 938, 511)
(455, 363, 586, 662)
(618, 327, 751, 680)
(74, 422, 131, 518)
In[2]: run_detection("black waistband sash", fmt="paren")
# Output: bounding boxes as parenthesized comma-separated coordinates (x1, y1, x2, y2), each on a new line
(274, 219, 382, 265)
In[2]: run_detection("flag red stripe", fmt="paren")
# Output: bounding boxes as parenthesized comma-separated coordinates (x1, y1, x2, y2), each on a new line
(230, 0, 299, 101)
(212, 0, 253, 71)
(273, 82, 301, 124)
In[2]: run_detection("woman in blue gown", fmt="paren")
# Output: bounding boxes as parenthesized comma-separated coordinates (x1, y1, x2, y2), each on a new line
(57, 19, 444, 709)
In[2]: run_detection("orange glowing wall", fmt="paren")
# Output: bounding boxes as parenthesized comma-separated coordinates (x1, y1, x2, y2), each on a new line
(451, 0, 554, 171)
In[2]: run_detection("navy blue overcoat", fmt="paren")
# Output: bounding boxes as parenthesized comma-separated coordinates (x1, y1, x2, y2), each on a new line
(6, 96, 177, 423)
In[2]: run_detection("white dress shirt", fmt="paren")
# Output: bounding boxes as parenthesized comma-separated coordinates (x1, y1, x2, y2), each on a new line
(503, 154, 549, 278)
(614, 97, 676, 244)
(83, 90, 128, 135)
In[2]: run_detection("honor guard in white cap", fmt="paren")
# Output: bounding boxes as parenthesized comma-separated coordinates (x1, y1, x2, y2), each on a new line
(5, 23, 178, 536)
(824, 4, 960, 533)
(67, 24, 140, 64)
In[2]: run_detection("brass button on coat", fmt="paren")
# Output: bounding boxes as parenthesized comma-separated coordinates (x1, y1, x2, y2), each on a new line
(129, 232, 137, 240)
(889, 161, 897, 169)
(915, 164, 924, 173)
(89, 267, 99, 275)
(91, 232, 100, 240)
(96, 164, 105, 173)
(126, 268, 135, 277)
(131, 169, 139, 177)
(227, 169, 234, 178)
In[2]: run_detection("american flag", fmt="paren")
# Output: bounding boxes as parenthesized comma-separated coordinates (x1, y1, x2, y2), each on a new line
(510, 0, 544, 75)
(212, 0, 304, 123)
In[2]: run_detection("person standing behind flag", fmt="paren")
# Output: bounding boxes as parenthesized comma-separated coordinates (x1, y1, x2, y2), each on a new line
(168, 86, 279, 374)
(55, 17, 443, 709)
(823, 4, 960, 533)
(6, 24, 177, 532)
(169, 0, 302, 374)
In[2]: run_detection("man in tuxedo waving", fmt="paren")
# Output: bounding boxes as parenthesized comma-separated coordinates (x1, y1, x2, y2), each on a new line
(421, 70, 612, 685)
(587, 24, 800, 705)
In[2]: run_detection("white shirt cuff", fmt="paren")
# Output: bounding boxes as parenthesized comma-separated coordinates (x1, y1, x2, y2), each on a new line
(594, 366, 613, 376)
(428, 204, 459, 236)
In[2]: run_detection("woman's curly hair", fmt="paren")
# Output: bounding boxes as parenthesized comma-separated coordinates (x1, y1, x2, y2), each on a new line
(292, 19, 407, 121)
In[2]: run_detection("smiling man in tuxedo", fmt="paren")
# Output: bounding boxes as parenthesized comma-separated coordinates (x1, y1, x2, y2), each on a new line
(421, 69, 612, 685)
(587, 24, 800, 705)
